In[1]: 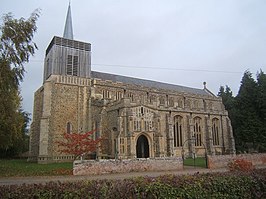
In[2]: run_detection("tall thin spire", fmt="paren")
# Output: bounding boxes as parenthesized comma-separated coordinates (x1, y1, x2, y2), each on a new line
(63, 2, 74, 40)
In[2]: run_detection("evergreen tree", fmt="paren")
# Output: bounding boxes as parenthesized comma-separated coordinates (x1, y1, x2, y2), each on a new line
(0, 10, 39, 156)
(234, 71, 262, 152)
(218, 85, 235, 111)
(218, 85, 238, 149)
(219, 70, 266, 153)
(256, 70, 266, 151)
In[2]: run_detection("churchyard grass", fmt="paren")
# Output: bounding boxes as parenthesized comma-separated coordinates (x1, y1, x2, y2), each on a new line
(183, 157, 207, 168)
(0, 159, 73, 177)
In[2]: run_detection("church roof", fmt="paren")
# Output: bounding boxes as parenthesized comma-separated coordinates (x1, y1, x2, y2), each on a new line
(91, 71, 212, 96)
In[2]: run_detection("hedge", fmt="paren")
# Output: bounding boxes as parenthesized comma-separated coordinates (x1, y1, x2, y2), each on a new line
(0, 169, 265, 199)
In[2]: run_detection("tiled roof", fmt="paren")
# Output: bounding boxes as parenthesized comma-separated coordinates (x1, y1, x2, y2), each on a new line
(91, 71, 212, 96)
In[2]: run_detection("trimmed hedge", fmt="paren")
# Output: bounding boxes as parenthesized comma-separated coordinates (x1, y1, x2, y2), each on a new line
(0, 169, 265, 199)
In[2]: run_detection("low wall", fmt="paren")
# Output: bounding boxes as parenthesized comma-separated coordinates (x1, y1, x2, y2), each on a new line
(73, 157, 183, 175)
(207, 153, 266, 169)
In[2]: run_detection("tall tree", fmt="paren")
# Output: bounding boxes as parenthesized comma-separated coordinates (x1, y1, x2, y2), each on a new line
(219, 70, 266, 153)
(0, 10, 39, 154)
(218, 85, 235, 111)
(234, 71, 262, 152)
(218, 85, 239, 149)
(256, 70, 266, 151)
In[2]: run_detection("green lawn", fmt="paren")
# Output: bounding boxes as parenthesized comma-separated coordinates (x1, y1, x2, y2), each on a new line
(0, 159, 73, 177)
(183, 157, 207, 168)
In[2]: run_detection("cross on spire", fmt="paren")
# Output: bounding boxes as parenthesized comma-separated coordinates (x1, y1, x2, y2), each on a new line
(63, 2, 74, 40)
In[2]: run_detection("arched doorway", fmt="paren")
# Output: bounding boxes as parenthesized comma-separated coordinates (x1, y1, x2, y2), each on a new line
(136, 135, 149, 158)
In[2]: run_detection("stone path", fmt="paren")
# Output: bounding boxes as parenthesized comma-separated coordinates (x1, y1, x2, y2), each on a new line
(0, 167, 227, 186)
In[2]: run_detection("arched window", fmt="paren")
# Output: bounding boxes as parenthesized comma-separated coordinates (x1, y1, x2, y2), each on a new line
(193, 117, 202, 146)
(173, 116, 183, 147)
(212, 118, 220, 146)
(66, 122, 72, 134)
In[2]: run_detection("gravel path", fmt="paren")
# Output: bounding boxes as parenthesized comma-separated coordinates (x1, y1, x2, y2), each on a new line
(0, 167, 227, 186)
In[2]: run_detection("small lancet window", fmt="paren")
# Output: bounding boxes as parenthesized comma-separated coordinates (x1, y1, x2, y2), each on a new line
(141, 107, 144, 115)
(66, 122, 72, 134)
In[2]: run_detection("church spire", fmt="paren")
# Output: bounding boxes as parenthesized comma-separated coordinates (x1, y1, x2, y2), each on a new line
(63, 2, 74, 40)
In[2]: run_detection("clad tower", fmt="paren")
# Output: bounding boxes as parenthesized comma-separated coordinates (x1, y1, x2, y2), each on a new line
(43, 3, 91, 81)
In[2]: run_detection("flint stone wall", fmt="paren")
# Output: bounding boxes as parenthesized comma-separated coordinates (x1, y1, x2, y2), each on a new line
(73, 157, 183, 175)
(207, 153, 266, 169)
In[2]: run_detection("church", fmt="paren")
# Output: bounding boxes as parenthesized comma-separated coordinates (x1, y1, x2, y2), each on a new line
(29, 5, 235, 163)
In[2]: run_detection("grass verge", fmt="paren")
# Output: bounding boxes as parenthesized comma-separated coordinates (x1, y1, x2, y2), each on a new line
(183, 157, 207, 168)
(0, 159, 73, 177)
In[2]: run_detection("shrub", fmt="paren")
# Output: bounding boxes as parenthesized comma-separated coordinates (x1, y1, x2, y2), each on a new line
(227, 158, 254, 172)
(0, 169, 265, 199)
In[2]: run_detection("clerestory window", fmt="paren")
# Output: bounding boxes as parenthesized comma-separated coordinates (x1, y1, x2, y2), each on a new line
(102, 90, 110, 99)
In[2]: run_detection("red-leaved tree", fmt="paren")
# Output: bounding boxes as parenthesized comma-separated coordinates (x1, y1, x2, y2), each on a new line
(57, 130, 101, 160)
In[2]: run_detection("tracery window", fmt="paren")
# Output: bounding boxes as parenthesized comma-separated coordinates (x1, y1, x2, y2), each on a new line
(193, 117, 202, 146)
(212, 118, 220, 146)
(173, 116, 183, 147)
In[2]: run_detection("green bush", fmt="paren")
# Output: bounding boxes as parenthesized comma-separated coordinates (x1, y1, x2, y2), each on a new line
(0, 169, 265, 199)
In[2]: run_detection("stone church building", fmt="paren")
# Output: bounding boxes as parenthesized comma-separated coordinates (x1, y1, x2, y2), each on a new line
(29, 5, 235, 163)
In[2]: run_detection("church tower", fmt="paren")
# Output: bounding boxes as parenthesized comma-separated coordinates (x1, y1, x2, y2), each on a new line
(43, 3, 91, 81)
(29, 4, 93, 163)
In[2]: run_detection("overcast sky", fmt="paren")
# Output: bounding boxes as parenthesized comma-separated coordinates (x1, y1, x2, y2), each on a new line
(1, 0, 266, 116)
